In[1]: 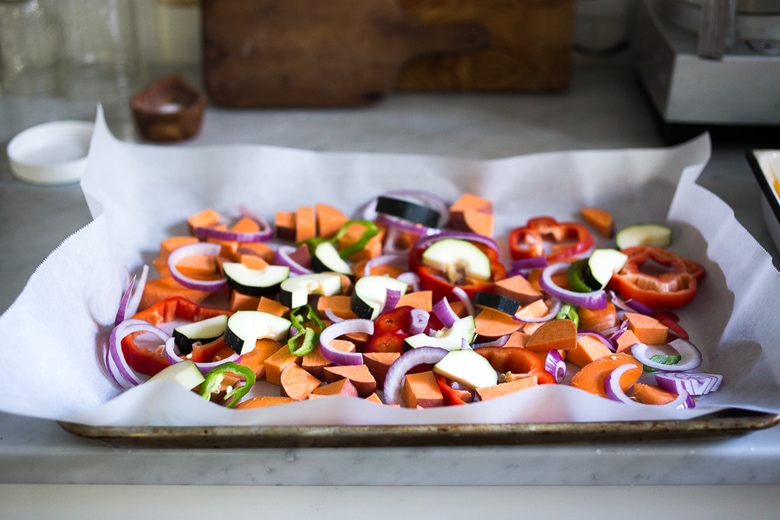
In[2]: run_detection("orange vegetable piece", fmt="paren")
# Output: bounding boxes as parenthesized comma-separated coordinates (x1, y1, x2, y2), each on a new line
(300, 344, 334, 380)
(524, 318, 577, 352)
(235, 396, 295, 409)
(280, 363, 322, 400)
(229, 291, 260, 311)
(315, 203, 350, 238)
(570, 353, 642, 397)
(322, 364, 377, 397)
(580, 207, 615, 238)
(632, 382, 680, 405)
(364, 392, 384, 404)
(187, 208, 220, 230)
(615, 329, 641, 353)
(397, 291, 433, 312)
(337, 221, 383, 261)
(256, 296, 290, 317)
(624, 312, 669, 345)
(494, 275, 543, 305)
(159, 236, 199, 257)
(504, 330, 530, 348)
(449, 194, 493, 236)
(577, 302, 618, 332)
(515, 299, 550, 321)
(476, 375, 538, 401)
(237, 241, 275, 262)
(310, 378, 359, 398)
(362, 351, 401, 387)
(263, 345, 300, 386)
(295, 206, 317, 243)
(230, 215, 260, 234)
(567, 334, 613, 368)
(474, 307, 523, 338)
(316, 295, 357, 320)
(238, 253, 269, 271)
(239, 338, 283, 378)
(401, 371, 444, 408)
(138, 276, 211, 310)
(275, 210, 296, 240)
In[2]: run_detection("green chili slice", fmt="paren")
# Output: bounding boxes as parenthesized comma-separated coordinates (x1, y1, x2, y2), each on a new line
(556, 303, 580, 329)
(331, 220, 380, 259)
(287, 304, 325, 356)
(200, 362, 256, 408)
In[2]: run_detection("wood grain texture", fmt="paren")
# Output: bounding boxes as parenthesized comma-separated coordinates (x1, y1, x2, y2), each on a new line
(395, 0, 576, 92)
(202, 0, 489, 107)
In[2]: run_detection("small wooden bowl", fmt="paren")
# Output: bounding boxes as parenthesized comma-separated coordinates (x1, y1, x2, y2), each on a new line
(131, 73, 206, 142)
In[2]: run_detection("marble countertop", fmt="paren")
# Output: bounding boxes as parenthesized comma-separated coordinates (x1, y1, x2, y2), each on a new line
(2, 53, 780, 517)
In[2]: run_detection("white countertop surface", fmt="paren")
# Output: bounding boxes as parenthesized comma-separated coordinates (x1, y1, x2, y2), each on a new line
(2, 53, 780, 518)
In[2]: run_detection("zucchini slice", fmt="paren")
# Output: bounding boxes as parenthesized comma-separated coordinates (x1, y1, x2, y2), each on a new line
(350, 275, 409, 320)
(172, 314, 229, 355)
(224, 310, 292, 355)
(279, 272, 343, 309)
(222, 262, 290, 297)
(376, 196, 441, 228)
(615, 223, 672, 249)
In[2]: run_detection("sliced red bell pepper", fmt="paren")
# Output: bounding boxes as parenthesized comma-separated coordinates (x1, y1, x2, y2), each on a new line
(435, 373, 472, 405)
(509, 216, 594, 262)
(408, 241, 506, 302)
(608, 246, 705, 310)
(122, 296, 233, 376)
(473, 346, 556, 385)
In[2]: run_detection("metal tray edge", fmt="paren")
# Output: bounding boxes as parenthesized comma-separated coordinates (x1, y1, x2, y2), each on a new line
(57, 409, 780, 449)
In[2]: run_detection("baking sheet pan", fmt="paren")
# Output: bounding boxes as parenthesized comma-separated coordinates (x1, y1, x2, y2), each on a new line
(58, 408, 780, 448)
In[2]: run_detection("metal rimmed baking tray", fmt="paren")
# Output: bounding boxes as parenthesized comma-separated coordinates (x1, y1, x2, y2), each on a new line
(58, 408, 780, 449)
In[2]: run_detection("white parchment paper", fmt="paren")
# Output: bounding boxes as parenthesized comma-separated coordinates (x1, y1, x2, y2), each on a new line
(1, 107, 779, 427)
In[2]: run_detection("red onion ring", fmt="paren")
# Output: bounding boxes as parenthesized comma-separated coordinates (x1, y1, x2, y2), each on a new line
(609, 290, 653, 315)
(509, 256, 548, 273)
(383, 346, 449, 405)
(168, 242, 228, 291)
(163, 337, 241, 375)
(631, 338, 702, 372)
(273, 245, 313, 275)
(108, 319, 170, 388)
(396, 271, 421, 291)
(318, 319, 374, 365)
(538, 262, 607, 309)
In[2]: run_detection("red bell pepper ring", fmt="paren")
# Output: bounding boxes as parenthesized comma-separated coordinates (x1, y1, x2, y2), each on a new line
(608, 246, 705, 310)
(509, 216, 594, 262)
(121, 296, 233, 376)
(473, 346, 556, 385)
(408, 241, 507, 302)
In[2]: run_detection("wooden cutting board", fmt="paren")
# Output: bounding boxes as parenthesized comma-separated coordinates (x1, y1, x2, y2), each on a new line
(202, 0, 490, 107)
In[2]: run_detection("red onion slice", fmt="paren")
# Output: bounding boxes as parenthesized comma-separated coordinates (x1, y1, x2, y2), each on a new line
(114, 264, 149, 326)
(605, 364, 695, 409)
(273, 244, 312, 275)
(163, 337, 241, 375)
(318, 319, 374, 365)
(108, 319, 170, 388)
(167, 242, 228, 291)
(609, 290, 653, 315)
(577, 331, 617, 353)
(451, 287, 475, 317)
(654, 371, 723, 396)
(631, 338, 702, 372)
(508, 256, 548, 275)
(409, 308, 430, 335)
(383, 346, 449, 405)
(433, 297, 459, 328)
(538, 262, 607, 309)
(544, 349, 566, 383)
(380, 288, 403, 315)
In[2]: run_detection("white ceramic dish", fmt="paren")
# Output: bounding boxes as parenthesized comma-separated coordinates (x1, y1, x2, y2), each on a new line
(7, 120, 94, 185)
(748, 149, 780, 254)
